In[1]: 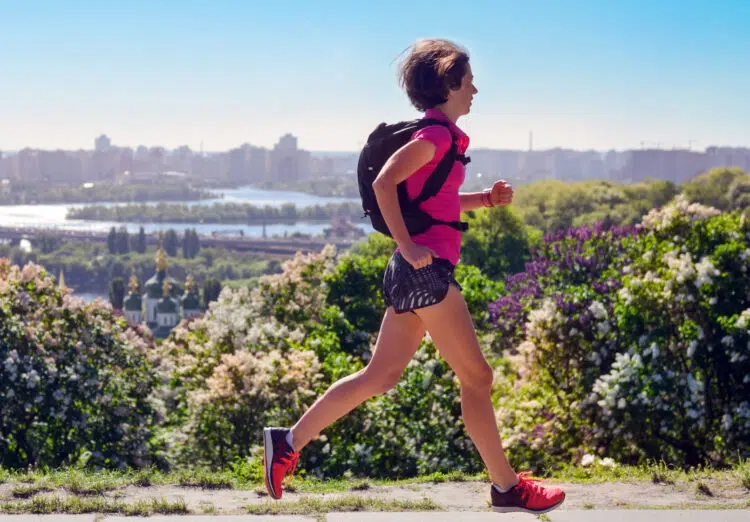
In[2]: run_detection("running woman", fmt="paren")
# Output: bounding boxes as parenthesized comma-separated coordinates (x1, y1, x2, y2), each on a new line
(264, 38, 566, 515)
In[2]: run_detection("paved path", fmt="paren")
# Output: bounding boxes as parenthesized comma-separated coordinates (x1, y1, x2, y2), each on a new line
(2, 511, 748, 521)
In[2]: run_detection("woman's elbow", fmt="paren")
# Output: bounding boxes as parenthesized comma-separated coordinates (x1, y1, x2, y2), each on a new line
(372, 175, 391, 193)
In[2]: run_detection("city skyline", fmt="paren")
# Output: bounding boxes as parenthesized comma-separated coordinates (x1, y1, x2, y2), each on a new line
(3, 131, 750, 157)
(2, 1, 750, 152)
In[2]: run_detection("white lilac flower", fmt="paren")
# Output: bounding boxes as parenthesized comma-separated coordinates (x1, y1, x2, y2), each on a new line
(695, 257, 720, 288)
(721, 414, 733, 431)
(589, 301, 608, 320)
(600, 457, 616, 468)
(581, 454, 596, 467)
(735, 309, 750, 330)
(597, 321, 611, 336)
(526, 298, 562, 338)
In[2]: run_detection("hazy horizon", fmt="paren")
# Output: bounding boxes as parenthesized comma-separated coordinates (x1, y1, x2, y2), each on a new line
(3, 1, 749, 152)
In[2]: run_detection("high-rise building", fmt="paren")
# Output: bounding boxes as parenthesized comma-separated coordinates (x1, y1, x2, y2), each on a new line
(247, 145, 269, 182)
(95, 134, 111, 153)
(228, 146, 248, 183)
(270, 133, 310, 182)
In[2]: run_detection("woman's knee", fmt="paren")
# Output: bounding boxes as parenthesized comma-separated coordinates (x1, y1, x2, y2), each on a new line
(459, 362, 494, 393)
(359, 367, 402, 396)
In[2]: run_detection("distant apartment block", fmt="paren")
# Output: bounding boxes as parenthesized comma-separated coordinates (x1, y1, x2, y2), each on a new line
(95, 134, 111, 153)
(270, 133, 310, 182)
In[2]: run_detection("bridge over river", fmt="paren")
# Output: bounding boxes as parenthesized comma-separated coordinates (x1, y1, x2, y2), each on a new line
(0, 226, 359, 256)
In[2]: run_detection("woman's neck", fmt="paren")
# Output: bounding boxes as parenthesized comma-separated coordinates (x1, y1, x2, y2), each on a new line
(433, 104, 461, 124)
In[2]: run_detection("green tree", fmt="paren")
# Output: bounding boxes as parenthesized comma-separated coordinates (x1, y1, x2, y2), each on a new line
(681, 167, 746, 210)
(326, 242, 391, 335)
(192, 228, 201, 257)
(727, 176, 750, 210)
(135, 226, 147, 254)
(182, 229, 191, 258)
(164, 229, 179, 257)
(202, 278, 222, 307)
(116, 226, 130, 254)
(38, 233, 61, 254)
(109, 277, 125, 309)
(107, 226, 117, 254)
(182, 228, 200, 258)
(460, 206, 536, 280)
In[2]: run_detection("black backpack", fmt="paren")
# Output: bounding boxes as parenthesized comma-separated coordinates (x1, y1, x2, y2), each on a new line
(357, 118, 471, 237)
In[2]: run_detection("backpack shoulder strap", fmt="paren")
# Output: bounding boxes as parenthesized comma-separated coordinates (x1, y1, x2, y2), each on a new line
(410, 121, 459, 207)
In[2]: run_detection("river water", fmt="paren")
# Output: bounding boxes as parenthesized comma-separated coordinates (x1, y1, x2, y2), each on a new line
(0, 185, 373, 238)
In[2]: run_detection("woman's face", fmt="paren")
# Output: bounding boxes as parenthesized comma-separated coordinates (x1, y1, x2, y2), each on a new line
(450, 63, 478, 116)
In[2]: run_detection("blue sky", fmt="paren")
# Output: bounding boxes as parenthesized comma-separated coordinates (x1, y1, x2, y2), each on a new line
(1, 0, 748, 152)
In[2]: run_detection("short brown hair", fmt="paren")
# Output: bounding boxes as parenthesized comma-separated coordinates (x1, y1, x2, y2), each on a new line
(398, 39, 470, 112)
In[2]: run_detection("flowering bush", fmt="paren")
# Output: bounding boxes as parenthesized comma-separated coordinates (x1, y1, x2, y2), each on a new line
(302, 342, 483, 479)
(171, 348, 323, 467)
(154, 248, 336, 466)
(155, 237, 488, 476)
(592, 197, 749, 465)
(0, 260, 161, 470)
(490, 196, 750, 469)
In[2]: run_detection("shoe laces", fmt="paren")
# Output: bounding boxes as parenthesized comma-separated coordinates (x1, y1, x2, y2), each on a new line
(518, 471, 542, 483)
(515, 471, 546, 497)
(281, 450, 300, 475)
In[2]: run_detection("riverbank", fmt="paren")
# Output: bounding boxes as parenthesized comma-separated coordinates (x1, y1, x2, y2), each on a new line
(65, 201, 363, 225)
(0, 185, 369, 239)
(0, 180, 218, 206)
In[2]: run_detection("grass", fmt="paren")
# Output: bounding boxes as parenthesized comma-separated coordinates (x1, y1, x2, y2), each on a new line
(0, 495, 189, 516)
(0, 459, 748, 507)
(695, 481, 713, 497)
(246, 496, 441, 515)
(544, 459, 750, 487)
(610, 500, 750, 510)
(11, 484, 53, 499)
(736, 458, 750, 490)
(199, 502, 218, 514)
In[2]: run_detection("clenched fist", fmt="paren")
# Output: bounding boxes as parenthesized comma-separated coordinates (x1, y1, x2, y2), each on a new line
(490, 179, 514, 206)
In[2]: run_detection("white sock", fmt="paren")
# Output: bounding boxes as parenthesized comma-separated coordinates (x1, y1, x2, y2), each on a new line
(285, 430, 295, 452)
(493, 479, 518, 494)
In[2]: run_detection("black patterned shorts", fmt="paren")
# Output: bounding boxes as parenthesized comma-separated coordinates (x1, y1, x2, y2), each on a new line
(381, 252, 462, 314)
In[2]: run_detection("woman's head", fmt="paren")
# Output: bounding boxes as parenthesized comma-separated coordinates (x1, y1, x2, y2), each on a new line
(398, 38, 477, 118)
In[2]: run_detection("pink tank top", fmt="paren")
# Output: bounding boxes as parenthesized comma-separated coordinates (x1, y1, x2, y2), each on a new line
(397, 109, 469, 266)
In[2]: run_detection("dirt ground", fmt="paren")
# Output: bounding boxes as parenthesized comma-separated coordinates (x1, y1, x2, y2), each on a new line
(1, 478, 748, 515)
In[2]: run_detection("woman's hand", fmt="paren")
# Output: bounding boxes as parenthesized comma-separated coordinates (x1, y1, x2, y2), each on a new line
(401, 243, 438, 269)
(489, 180, 514, 206)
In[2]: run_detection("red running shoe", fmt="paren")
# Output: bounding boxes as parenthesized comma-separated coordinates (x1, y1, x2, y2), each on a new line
(263, 427, 299, 500)
(491, 471, 565, 514)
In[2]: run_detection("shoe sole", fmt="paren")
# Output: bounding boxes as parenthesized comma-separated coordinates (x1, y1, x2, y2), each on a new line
(263, 428, 280, 500)
(492, 497, 565, 514)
